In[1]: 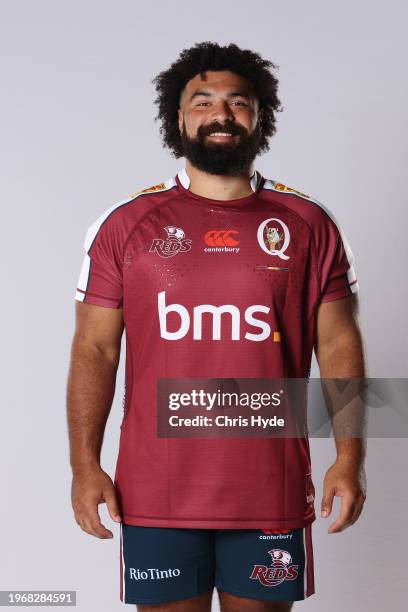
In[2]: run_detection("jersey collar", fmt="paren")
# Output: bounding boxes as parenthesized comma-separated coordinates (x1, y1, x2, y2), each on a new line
(176, 166, 263, 192)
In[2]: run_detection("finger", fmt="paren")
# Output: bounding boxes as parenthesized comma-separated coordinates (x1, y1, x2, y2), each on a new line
(77, 502, 114, 538)
(81, 513, 113, 539)
(78, 513, 114, 538)
(321, 487, 335, 518)
(328, 494, 356, 533)
(81, 520, 113, 539)
(349, 494, 365, 525)
(104, 488, 122, 523)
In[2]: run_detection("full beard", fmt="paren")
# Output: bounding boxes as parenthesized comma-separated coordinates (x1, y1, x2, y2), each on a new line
(180, 120, 263, 176)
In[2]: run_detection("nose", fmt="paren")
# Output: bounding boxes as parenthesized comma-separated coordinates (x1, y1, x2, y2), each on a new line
(208, 99, 235, 124)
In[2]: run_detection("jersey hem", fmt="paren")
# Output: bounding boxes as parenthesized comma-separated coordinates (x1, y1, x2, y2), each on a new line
(320, 284, 358, 303)
(74, 291, 122, 309)
(121, 513, 316, 530)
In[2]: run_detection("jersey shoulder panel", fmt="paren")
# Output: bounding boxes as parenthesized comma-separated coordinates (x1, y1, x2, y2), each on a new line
(261, 177, 343, 231)
(261, 177, 359, 300)
(75, 176, 178, 308)
(263, 178, 314, 202)
(126, 176, 177, 201)
(83, 176, 178, 253)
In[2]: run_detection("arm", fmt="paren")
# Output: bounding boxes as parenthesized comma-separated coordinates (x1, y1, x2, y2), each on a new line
(66, 301, 124, 538)
(314, 293, 367, 533)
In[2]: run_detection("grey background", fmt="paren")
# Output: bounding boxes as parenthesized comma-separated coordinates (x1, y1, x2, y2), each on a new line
(1, 0, 407, 610)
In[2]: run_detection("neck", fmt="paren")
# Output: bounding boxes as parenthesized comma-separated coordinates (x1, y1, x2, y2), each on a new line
(184, 160, 256, 201)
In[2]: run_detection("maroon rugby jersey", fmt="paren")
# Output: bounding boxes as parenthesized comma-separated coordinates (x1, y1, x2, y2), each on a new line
(74, 166, 359, 529)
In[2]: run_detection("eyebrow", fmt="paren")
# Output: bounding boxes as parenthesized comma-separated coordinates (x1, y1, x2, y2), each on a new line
(189, 90, 251, 102)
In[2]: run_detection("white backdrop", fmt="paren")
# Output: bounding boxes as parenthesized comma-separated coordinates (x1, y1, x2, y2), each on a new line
(1, 0, 407, 610)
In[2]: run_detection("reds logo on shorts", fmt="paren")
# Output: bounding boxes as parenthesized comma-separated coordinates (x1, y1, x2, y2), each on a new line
(250, 548, 299, 587)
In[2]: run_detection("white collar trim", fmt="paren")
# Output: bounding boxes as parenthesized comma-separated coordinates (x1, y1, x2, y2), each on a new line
(177, 166, 262, 192)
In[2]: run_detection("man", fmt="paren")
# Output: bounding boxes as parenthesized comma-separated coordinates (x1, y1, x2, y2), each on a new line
(67, 42, 367, 611)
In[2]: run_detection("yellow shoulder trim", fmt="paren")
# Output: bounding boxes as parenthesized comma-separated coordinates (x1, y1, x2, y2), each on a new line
(127, 182, 168, 200)
(273, 182, 311, 200)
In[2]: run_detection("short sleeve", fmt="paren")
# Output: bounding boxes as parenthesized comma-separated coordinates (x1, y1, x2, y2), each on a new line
(316, 212, 359, 304)
(74, 213, 124, 309)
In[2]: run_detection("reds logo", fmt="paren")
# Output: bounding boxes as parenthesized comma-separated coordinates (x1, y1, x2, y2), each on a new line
(149, 226, 192, 258)
(250, 548, 299, 587)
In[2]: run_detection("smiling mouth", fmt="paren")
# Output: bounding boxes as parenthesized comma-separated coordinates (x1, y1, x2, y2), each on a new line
(206, 132, 237, 138)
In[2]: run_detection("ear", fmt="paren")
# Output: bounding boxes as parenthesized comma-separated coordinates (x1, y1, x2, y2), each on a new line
(178, 108, 183, 134)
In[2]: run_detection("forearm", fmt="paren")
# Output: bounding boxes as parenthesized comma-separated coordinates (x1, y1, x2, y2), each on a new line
(316, 332, 367, 468)
(66, 338, 120, 475)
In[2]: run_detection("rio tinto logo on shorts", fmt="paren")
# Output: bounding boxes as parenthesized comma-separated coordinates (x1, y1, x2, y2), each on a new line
(149, 226, 192, 258)
(257, 218, 290, 260)
(250, 548, 299, 587)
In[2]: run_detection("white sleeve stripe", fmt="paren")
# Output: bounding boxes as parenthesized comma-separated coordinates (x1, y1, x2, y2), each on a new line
(75, 179, 177, 301)
(84, 179, 176, 254)
(75, 251, 92, 297)
(74, 289, 85, 302)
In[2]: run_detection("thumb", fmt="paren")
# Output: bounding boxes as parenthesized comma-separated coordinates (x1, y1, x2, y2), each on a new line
(321, 488, 334, 518)
(104, 487, 122, 523)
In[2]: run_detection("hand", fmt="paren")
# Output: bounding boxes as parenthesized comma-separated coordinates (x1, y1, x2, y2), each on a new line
(321, 461, 366, 534)
(71, 466, 122, 538)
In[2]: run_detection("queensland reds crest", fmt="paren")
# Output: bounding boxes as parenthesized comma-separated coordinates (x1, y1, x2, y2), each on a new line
(249, 548, 299, 587)
(257, 218, 290, 260)
(149, 226, 192, 258)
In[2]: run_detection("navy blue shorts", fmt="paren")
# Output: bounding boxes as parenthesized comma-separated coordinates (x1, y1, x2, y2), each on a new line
(120, 524, 315, 605)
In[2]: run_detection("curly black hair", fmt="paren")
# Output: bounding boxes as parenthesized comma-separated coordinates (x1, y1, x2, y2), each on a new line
(152, 41, 283, 158)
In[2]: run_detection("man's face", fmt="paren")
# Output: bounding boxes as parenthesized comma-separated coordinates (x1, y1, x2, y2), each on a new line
(178, 70, 264, 175)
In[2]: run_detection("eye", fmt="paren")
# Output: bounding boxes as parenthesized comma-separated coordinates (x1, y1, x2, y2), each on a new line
(232, 101, 247, 106)
(197, 102, 210, 107)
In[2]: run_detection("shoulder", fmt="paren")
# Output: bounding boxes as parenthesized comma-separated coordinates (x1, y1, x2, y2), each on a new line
(83, 176, 177, 252)
(261, 176, 343, 232)
(125, 176, 177, 203)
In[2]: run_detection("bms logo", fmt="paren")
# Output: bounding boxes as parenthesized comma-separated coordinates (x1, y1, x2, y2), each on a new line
(149, 226, 192, 258)
(157, 291, 281, 342)
(257, 218, 290, 260)
(250, 548, 299, 587)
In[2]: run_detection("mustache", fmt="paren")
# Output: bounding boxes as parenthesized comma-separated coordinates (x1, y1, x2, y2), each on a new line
(197, 122, 247, 138)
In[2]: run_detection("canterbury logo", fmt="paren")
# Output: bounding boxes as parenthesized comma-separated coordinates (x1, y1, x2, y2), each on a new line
(204, 230, 239, 247)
